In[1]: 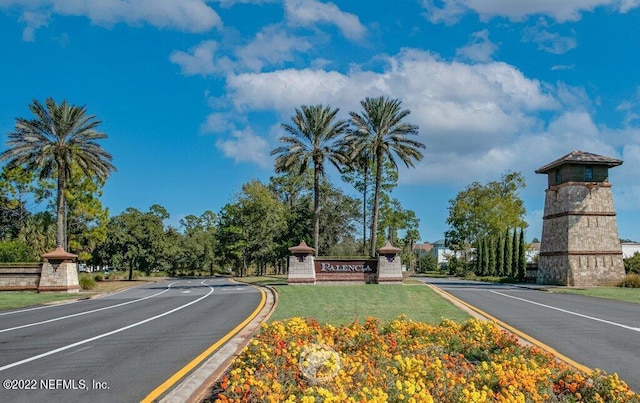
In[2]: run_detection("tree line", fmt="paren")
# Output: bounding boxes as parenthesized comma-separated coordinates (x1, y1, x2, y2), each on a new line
(0, 96, 426, 277)
(474, 229, 527, 279)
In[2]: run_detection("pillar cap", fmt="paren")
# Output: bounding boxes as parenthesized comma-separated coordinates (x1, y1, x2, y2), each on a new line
(42, 247, 78, 261)
(288, 241, 315, 255)
(378, 241, 401, 255)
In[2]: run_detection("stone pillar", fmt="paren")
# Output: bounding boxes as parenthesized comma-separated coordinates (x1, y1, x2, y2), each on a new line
(287, 241, 316, 285)
(377, 241, 403, 283)
(39, 247, 80, 293)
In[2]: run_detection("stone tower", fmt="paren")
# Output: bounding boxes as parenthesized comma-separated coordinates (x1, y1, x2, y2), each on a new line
(535, 151, 626, 286)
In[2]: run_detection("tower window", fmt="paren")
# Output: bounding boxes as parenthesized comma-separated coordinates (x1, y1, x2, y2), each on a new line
(585, 166, 594, 181)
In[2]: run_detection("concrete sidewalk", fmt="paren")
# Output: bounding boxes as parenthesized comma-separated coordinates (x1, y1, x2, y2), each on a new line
(160, 285, 277, 403)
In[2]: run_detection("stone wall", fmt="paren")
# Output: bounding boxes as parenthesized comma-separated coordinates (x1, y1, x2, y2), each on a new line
(0, 261, 80, 292)
(538, 183, 626, 286)
(0, 263, 41, 291)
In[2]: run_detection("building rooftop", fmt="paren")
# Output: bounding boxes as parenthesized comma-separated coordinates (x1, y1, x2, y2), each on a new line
(535, 150, 622, 174)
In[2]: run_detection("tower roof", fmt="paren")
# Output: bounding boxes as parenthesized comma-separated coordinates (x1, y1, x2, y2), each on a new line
(535, 150, 622, 174)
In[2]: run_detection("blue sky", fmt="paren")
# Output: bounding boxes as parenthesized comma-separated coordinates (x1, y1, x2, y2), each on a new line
(1, 0, 640, 244)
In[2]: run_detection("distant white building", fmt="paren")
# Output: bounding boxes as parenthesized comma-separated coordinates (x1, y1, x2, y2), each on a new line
(431, 239, 472, 266)
(621, 242, 640, 259)
(431, 239, 450, 265)
(526, 242, 540, 263)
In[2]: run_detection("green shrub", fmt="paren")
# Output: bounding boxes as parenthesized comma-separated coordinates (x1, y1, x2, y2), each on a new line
(618, 274, 640, 288)
(623, 252, 640, 274)
(94, 273, 104, 282)
(0, 239, 36, 262)
(79, 274, 97, 290)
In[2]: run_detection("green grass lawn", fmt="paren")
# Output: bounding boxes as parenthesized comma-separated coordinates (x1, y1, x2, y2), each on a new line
(550, 286, 640, 303)
(235, 276, 470, 325)
(0, 291, 86, 310)
(269, 284, 470, 325)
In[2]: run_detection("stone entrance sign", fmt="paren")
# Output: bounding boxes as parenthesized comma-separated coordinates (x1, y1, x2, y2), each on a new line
(287, 241, 403, 284)
(315, 259, 378, 283)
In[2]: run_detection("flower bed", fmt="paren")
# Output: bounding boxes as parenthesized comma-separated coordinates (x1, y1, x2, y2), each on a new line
(210, 317, 639, 402)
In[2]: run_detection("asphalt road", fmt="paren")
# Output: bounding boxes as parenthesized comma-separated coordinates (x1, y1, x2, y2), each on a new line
(420, 277, 640, 392)
(0, 277, 262, 403)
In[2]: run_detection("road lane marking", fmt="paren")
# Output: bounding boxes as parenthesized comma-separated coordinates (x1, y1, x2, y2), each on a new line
(491, 290, 640, 332)
(0, 281, 215, 373)
(426, 283, 592, 373)
(0, 280, 148, 317)
(0, 282, 179, 334)
(141, 284, 267, 403)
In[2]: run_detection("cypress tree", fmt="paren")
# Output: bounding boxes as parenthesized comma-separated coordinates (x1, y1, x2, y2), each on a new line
(511, 229, 519, 279)
(488, 237, 496, 276)
(496, 232, 504, 277)
(504, 229, 512, 278)
(518, 228, 526, 281)
(482, 237, 489, 276)
(475, 238, 483, 275)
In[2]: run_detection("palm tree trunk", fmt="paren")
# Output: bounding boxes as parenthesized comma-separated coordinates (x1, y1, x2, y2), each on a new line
(370, 151, 383, 257)
(313, 165, 320, 256)
(56, 163, 66, 249)
(362, 159, 368, 256)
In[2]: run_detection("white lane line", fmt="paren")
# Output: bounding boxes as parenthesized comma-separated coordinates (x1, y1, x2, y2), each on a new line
(0, 280, 214, 372)
(0, 301, 77, 316)
(0, 282, 179, 334)
(0, 281, 147, 317)
(491, 290, 640, 332)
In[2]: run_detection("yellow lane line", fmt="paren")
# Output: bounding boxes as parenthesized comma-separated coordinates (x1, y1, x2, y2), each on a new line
(141, 286, 267, 402)
(426, 283, 592, 374)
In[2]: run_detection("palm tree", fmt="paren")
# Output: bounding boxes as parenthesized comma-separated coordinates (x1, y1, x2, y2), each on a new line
(348, 96, 425, 257)
(271, 104, 349, 255)
(0, 98, 115, 251)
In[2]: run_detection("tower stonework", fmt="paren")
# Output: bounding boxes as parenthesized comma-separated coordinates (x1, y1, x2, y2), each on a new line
(535, 151, 626, 286)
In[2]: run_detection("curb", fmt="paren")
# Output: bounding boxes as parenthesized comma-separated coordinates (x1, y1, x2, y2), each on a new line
(159, 284, 278, 403)
(425, 282, 592, 373)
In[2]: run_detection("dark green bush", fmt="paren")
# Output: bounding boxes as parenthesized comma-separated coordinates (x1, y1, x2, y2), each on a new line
(623, 252, 640, 274)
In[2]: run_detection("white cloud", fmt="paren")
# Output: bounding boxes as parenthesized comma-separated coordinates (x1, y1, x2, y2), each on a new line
(221, 49, 565, 184)
(2, 0, 222, 38)
(551, 64, 575, 71)
(235, 25, 312, 71)
(284, 0, 366, 41)
(170, 40, 224, 76)
(172, 26, 312, 76)
(615, 142, 640, 210)
(214, 0, 276, 7)
(216, 45, 640, 218)
(522, 20, 577, 55)
(455, 29, 498, 62)
(619, 0, 640, 12)
(215, 128, 270, 167)
(200, 112, 236, 134)
(422, 0, 640, 23)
